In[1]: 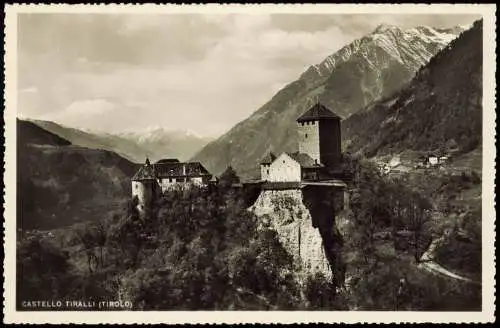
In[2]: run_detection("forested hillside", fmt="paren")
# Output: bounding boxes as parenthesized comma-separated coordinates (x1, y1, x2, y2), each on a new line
(343, 20, 482, 157)
(17, 119, 139, 230)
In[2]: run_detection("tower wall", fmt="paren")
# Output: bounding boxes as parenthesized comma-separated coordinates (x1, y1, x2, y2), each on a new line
(260, 164, 270, 181)
(319, 119, 341, 171)
(297, 120, 320, 163)
(131, 180, 156, 216)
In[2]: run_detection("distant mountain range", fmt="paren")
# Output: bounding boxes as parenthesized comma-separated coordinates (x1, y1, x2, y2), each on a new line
(114, 126, 213, 163)
(191, 24, 466, 178)
(343, 20, 482, 158)
(27, 119, 212, 163)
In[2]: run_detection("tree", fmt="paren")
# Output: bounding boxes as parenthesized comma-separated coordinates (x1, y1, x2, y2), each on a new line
(17, 236, 80, 307)
(218, 166, 240, 188)
(405, 190, 432, 263)
(72, 223, 99, 273)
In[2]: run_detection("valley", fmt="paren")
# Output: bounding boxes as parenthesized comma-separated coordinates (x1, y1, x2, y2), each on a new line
(15, 19, 484, 312)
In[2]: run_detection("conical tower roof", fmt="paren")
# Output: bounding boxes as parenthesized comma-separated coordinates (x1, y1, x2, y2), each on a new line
(297, 102, 340, 122)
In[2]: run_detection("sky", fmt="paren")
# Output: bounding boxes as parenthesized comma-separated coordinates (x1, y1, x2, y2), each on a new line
(17, 13, 480, 137)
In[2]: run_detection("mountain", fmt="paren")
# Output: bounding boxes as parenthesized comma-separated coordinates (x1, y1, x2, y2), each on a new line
(192, 24, 464, 178)
(17, 119, 140, 230)
(115, 126, 213, 163)
(343, 20, 482, 158)
(28, 119, 143, 162)
(17, 119, 71, 147)
(28, 120, 212, 163)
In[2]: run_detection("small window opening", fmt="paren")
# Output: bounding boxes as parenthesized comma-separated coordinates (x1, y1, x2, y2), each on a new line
(305, 133, 308, 138)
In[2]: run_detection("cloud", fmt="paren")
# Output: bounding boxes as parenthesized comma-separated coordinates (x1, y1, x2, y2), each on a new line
(18, 13, 230, 67)
(17, 13, 481, 137)
(19, 87, 38, 94)
(44, 99, 117, 129)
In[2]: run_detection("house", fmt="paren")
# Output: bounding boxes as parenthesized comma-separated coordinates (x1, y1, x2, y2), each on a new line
(418, 153, 450, 168)
(428, 156, 439, 166)
(260, 102, 342, 182)
(154, 158, 212, 191)
(265, 152, 324, 182)
(131, 157, 212, 216)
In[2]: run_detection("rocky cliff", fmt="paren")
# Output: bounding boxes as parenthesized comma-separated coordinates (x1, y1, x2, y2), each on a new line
(251, 190, 331, 280)
(250, 187, 347, 286)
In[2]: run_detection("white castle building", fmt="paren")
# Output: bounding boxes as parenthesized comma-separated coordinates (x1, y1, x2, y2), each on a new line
(260, 102, 343, 183)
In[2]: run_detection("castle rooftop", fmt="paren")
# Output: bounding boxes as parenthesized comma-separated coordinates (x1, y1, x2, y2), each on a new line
(297, 102, 341, 122)
(260, 152, 276, 165)
(286, 152, 324, 169)
(132, 161, 156, 181)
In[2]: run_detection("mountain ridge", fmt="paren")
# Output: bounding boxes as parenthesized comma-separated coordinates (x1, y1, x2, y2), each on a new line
(26, 119, 212, 163)
(192, 24, 463, 178)
(342, 20, 482, 158)
(17, 119, 140, 230)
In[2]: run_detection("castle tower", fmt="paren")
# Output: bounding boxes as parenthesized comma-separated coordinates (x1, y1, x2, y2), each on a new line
(131, 157, 158, 218)
(297, 102, 342, 172)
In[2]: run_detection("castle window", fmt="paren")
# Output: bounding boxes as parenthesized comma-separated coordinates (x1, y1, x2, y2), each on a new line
(301, 122, 304, 126)
(283, 160, 285, 164)
(312, 121, 315, 125)
(305, 133, 308, 138)
(169, 178, 172, 183)
(267, 169, 269, 174)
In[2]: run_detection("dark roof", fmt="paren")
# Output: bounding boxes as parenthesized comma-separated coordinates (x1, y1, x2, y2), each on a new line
(297, 102, 340, 122)
(260, 152, 276, 164)
(156, 158, 180, 164)
(132, 163, 157, 181)
(154, 162, 211, 178)
(133, 159, 212, 181)
(286, 152, 324, 169)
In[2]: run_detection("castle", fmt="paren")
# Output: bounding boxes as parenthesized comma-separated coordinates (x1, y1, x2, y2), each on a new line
(131, 158, 213, 215)
(260, 102, 343, 183)
(131, 101, 346, 215)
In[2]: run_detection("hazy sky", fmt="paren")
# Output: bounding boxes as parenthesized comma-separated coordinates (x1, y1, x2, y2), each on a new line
(18, 13, 479, 137)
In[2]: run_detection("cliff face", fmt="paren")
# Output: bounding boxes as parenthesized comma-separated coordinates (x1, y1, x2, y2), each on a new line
(250, 189, 339, 281)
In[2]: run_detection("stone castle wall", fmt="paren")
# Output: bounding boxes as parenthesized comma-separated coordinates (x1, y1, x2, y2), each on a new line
(298, 121, 320, 163)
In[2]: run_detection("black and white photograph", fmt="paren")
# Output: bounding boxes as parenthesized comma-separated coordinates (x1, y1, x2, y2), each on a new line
(3, 3, 496, 324)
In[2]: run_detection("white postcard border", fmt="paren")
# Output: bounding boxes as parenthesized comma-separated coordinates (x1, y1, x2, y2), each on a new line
(3, 3, 496, 324)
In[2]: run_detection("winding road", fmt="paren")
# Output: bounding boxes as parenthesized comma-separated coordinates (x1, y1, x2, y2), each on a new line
(417, 231, 480, 285)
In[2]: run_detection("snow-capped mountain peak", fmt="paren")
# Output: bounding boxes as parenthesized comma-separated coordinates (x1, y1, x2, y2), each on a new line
(373, 23, 400, 34)
(192, 22, 469, 177)
(299, 24, 462, 85)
